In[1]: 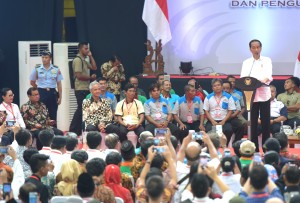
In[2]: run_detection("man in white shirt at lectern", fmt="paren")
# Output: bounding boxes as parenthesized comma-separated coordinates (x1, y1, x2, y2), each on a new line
(240, 39, 273, 151)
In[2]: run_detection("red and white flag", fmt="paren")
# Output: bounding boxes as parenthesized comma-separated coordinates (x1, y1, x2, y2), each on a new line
(293, 51, 300, 78)
(142, 0, 172, 46)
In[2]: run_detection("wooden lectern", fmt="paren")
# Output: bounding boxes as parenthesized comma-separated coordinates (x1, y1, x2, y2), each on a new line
(235, 77, 262, 138)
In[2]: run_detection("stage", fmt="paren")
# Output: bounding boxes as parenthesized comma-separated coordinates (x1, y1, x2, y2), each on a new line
(138, 75, 291, 96)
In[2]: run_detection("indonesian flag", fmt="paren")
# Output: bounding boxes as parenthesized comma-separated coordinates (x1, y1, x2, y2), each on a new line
(293, 51, 300, 78)
(142, 0, 172, 46)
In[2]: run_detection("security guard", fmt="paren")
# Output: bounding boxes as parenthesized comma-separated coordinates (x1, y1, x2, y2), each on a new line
(29, 50, 63, 122)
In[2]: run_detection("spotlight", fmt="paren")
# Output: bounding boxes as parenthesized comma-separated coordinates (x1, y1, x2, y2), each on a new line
(179, 62, 193, 74)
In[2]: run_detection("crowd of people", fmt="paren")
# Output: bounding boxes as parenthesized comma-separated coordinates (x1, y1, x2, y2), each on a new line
(0, 40, 300, 203)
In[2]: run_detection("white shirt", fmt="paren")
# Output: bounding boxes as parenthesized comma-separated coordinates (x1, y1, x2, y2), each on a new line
(39, 147, 51, 156)
(86, 149, 106, 161)
(270, 99, 286, 118)
(241, 56, 273, 102)
(0, 102, 26, 128)
(62, 151, 72, 160)
(12, 159, 25, 200)
(181, 189, 235, 203)
(212, 172, 242, 195)
(49, 149, 64, 176)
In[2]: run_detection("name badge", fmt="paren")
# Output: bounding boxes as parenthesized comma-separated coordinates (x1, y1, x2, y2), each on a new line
(215, 110, 222, 119)
(155, 112, 162, 120)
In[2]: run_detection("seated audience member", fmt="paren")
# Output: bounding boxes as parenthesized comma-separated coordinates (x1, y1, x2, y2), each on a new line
(188, 78, 208, 102)
(175, 132, 219, 202)
(104, 133, 120, 155)
(170, 135, 179, 152)
(101, 55, 126, 101)
(18, 183, 40, 203)
(0, 111, 12, 146)
(203, 79, 235, 144)
(23, 148, 39, 166)
(144, 83, 181, 139)
(172, 84, 205, 143)
(26, 154, 50, 203)
(136, 145, 177, 203)
(104, 164, 133, 203)
(115, 83, 145, 142)
(264, 151, 281, 180)
(239, 140, 256, 168)
(160, 80, 179, 110)
(240, 165, 249, 187)
(273, 132, 298, 159)
(232, 140, 245, 158)
(83, 81, 121, 135)
(258, 85, 287, 136)
(20, 87, 63, 150)
(86, 158, 116, 203)
(4, 129, 32, 178)
(223, 81, 247, 143)
(120, 76, 147, 104)
(227, 75, 243, 97)
(86, 77, 118, 114)
(38, 129, 54, 156)
(120, 140, 136, 175)
(145, 175, 165, 203)
(76, 173, 96, 202)
(239, 164, 284, 202)
(86, 131, 105, 161)
(277, 77, 300, 127)
(71, 150, 88, 171)
(182, 166, 235, 202)
(263, 138, 288, 169)
(156, 73, 176, 94)
(49, 136, 67, 176)
(63, 133, 79, 160)
(105, 152, 134, 198)
(281, 165, 300, 202)
(213, 156, 242, 195)
(56, 159, 83, 196)
(0, 88, 26, 143)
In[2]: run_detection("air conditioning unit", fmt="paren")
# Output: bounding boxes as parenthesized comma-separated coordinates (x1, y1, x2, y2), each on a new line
(18, 41, 52, 107)
(53, 43, 79, 132)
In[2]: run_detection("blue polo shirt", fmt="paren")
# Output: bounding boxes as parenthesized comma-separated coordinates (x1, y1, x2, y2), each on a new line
(160, 93, 179, 110)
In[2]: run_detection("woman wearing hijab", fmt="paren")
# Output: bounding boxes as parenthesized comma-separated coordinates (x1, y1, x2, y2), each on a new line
(104, 164, 133, 203)
(57, 159, 83, 196)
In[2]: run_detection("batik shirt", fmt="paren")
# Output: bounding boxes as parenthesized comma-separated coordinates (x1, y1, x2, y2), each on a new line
(82, 97, 113, 126)
(20, 101, 50, 129)
(101, 61, 125, 95)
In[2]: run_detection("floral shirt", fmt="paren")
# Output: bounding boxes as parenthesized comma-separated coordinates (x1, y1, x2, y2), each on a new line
(82, 97, 113, 127)
(93, 184, 116, 203)
(101, 61, 125, 95)
(20, 101, 50, 129)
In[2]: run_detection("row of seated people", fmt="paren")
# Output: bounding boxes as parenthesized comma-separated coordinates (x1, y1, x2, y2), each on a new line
(1, 75, 300, 151)
(1, 123, 299, 203)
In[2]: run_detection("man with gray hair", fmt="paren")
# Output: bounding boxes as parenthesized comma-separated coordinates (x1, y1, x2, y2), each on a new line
(82, 81, 120, 135)
(257, 85, 287, 135)
(104, 133, 121, 155)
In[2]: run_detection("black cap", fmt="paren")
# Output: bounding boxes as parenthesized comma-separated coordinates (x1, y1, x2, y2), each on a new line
(41, 50, 52, 57)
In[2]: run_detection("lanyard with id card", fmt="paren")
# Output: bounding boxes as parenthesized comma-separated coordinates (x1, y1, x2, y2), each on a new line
(187, 100, 193, 123)
(214, 96, 222, 119)
(155, 101, 162, 120)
